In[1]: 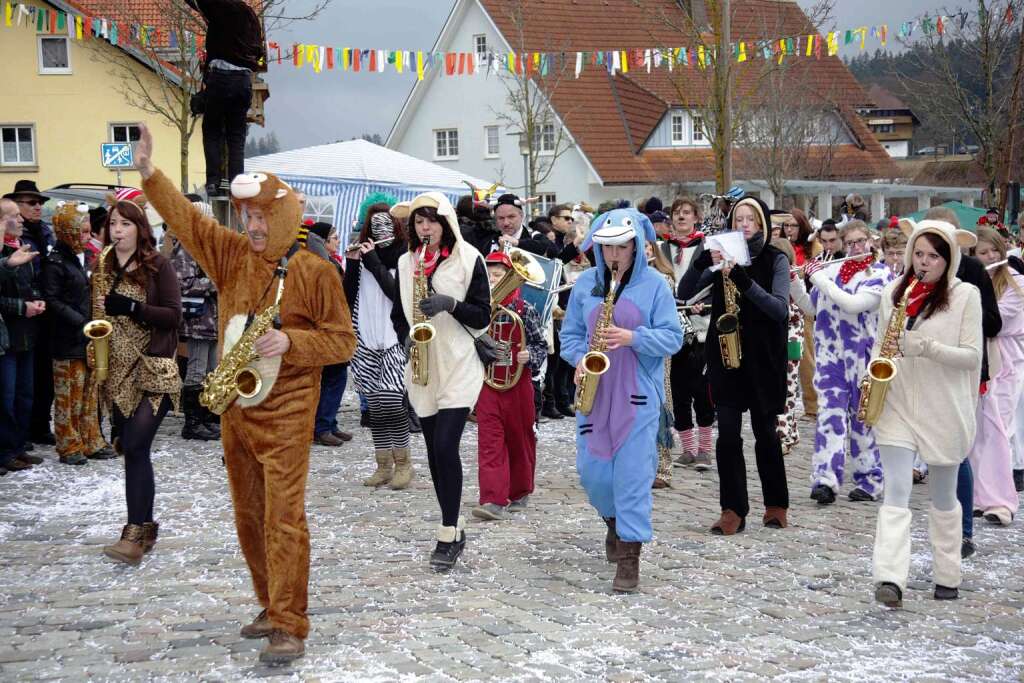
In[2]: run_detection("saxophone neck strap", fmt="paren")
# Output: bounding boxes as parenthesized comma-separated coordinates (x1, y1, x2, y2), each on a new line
(249, 243, 301, 327)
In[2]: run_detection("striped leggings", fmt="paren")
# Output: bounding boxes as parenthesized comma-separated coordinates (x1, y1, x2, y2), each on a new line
(366, 389, 410, 450)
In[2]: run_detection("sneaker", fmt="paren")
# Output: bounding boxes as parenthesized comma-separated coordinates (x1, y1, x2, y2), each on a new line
(674, 451, 696, 467)
(1013, 469, 1024, 493)
(810, 485, 836, 505)
(471, 503, 507, 521)
(429, 532, 466, 572)
(18, 453, 43, 465)
(59, 452, 88, 466)
(961, 537, 976, 559)
(508, 495, 529, 511)
(693, 451, 712, 471)
(331, 430, 353, 442)
(259, 629, 304, 664)
(848, 488, 875, 502)
(874, 582, 903, 608)
(313, 431, 344, 447)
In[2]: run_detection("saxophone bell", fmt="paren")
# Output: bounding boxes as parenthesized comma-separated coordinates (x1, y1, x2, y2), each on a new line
(857, 275, 919, 426)
(574, 264, 619, 415)
(234, 366, 263, 399)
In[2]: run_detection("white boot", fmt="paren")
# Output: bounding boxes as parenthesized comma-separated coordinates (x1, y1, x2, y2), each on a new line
(872, 505, 912, 591)
(928, 503, 962, 590)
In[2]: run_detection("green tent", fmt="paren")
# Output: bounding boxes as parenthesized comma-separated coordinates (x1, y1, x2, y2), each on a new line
(904, 201, 986, 231)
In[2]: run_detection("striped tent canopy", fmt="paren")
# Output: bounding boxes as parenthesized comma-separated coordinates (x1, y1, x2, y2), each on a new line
(245, 139, 503, 248)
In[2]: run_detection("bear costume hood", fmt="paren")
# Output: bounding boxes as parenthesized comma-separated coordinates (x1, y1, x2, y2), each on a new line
(230, 172, 304, 263)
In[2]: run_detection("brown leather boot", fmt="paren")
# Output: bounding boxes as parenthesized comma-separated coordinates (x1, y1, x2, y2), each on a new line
(763, 507, 788, 529)
(259, 629, 305, 663)
(710, 509, 745, 536)
(363, 449, 394, 487)
(240, 608, 273, 639)
(604, 518, 619, 563)
(103, 524, 146, 565)
(141, 522, 159, 553)
(390, 447, 413, 490)
(612, 541, 642, 593)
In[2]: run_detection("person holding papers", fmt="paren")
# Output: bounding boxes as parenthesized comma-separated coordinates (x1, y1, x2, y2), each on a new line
(678, 197, 791, 535)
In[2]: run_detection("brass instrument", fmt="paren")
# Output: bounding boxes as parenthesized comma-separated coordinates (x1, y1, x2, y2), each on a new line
(483, 249, 545, 391)
(409, 238, 436, 386)
(574, 264, 618, 415)
(200, 268, 288, 416)
(489, 248, 545, 312)
(857, 275, 918, 426)
(717, 274, 742, 369)
(84, 243, 116, 382)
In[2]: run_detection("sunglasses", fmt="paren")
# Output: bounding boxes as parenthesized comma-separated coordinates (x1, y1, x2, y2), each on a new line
(555, 214, 572, 220)
(16, 200, 42, 207)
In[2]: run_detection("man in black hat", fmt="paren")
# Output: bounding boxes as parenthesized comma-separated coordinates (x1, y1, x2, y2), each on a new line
(4, 180, 56, 445)
(462, 194, 557, 258)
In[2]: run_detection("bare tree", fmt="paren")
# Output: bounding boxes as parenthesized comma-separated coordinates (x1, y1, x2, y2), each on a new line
(491, 0, 577, 207)
(634, 0, 835, 193)
(85, 0, 331, 191)
(896, 1, 1024, 194)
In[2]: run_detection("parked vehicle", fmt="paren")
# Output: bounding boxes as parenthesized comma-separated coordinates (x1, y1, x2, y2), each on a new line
(41, 183, 137, 222)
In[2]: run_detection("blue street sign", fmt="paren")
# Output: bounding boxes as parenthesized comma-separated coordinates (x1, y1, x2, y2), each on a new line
(101, 143, 134, 169)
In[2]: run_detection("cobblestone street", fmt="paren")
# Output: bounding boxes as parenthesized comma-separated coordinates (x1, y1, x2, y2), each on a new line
(1, 394, 1022, 682)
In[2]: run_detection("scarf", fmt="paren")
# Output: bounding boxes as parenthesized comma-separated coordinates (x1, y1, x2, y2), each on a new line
(3, 235, 19, 249)
(906, 280, 937, 318)
(838, 255, 874, 285)
(419, 245, 450, 278)
(747, 232, 765, 261)
(500, 288, 522, 308)
(665, 231, 704, 264)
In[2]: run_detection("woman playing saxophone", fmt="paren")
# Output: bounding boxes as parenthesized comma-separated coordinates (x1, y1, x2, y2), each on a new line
(560, 209, 682, 594)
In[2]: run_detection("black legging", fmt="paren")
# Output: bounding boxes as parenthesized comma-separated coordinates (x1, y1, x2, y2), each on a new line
(715, 403, 788, 518)
(114, 396, 171, 525)
(670, 344, 715, 431)
(419, 407, 470, 528)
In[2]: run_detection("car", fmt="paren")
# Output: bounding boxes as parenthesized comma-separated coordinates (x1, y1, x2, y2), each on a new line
(915, 146, 938, 155)
(41, 183, 138, 222)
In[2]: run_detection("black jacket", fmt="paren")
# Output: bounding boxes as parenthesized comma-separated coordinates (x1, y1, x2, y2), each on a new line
(460, 223, 558, 259)
(186, 0, 266, 72)
(40, 242, 91, 360)
(956, 254, 1002, 383)
(0, 243, 41, 353)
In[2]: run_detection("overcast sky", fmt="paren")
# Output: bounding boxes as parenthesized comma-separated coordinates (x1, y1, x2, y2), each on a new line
(259, 0, 950, 151)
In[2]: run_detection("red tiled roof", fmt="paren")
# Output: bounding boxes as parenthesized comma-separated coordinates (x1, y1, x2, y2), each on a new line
(478, 0, 896, 185)
(865, 84, 909, 111)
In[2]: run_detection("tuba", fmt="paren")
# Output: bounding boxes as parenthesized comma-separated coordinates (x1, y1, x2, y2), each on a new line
(84, 243, 115, 382)
(857, 275, 918, 426)
(489, 248, 545, 312)
(484, 249, 545, 391)
(717, 274, 742, 369)
(409, 237, 436, 386)
(574, 264, 618, 415)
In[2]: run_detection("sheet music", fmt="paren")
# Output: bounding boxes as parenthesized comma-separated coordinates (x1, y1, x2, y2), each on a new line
(704, 231, 751, 271)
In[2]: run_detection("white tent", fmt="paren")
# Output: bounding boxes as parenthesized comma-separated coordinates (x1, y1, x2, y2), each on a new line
(245, 139, 501, 244)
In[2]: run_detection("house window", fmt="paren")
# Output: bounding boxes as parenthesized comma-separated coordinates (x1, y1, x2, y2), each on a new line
(110, 124, 142, 144)
(537, 193, 557, 216)
(1, 125, 36, 166)
(873, 123, 895, 134)
(670, 112, 686, 145)
(38, 36, 71, 74)
(692, 115, 706, 143)
(474, 34, 488, 60)
(534, 123, 556, 154)
(434, 129, 459, 159)
(484, 125, 500, 157)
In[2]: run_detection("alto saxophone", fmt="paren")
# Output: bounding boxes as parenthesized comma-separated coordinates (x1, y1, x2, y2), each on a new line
(857, 275, 919, 426)
(409, 237, 437, 386)
(84, 243, 115, 381)
(200, 271, 287, 416)
(717, 273, 742, 369)
(574, 264, 618, 416)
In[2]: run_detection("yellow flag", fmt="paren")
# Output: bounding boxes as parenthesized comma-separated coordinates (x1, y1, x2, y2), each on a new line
(4, 2, 11, 28)
(621, 50, 629, 73)
(416, 51, 424, 80)
(738, 42, 746, 62)
(396, 50, 404, 73)
(806, 35, 814, 56)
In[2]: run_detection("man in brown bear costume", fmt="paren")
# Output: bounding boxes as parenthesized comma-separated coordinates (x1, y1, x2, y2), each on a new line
(135, 125, 355, 664)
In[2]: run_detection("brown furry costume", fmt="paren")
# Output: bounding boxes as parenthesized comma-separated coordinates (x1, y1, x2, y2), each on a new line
(142, 169, 355, 639)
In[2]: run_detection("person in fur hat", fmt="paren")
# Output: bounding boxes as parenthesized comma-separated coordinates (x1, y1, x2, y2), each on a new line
(560, 208, 683, 593)
(134, 124, 355, 664)
(871, 219, 983, 608)
(678, 197, 792, 535)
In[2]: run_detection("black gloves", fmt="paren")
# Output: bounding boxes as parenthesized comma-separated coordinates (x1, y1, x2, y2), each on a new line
(728, 265, 752, 292)
(419, 293, 456, 318)
(105, 292, 138, 316)
(403, 335, 413, 354)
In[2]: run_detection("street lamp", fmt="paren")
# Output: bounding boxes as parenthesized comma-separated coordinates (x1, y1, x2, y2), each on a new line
(517, 132, 531, 203)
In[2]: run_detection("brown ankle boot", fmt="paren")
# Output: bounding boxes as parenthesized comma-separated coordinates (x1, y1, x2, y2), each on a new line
(390, 447, 413, 490)
(103, 524, 146, 565)
(710, 509, 745, 536)
(363, 449, 394, 487)
(141, 522, 159, 553)
(763, 507, 788, 529)
(259, 629, 305, 663)
(240, 608, 273, 638)
(604, 517, 619, 563)
(612, 541, 642, 593)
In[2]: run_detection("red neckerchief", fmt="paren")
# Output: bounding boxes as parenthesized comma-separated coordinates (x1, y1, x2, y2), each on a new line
(664, 231, 704, 264)
(838, 255, 874, 285)
(419, 246, 450, 278)
(501, 289, 522, 308)
(906, 280, 937, 318)
(793, 244, 807, 266)
(3, 235, 19, 249)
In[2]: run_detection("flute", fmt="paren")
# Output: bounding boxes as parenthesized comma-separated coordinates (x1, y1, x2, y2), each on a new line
(345, 237, 395, 254)
(791, 254, 870, 273)
(985, 259, 1009, 271)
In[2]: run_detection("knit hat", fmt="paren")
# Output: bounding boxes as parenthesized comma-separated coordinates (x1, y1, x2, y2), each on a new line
(484, 251, 512, 269)
(309, 221, 333, 241)
(493, 193, 524, 210)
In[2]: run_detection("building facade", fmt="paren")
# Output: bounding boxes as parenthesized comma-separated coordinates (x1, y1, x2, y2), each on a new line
(858, 84, 919, 159)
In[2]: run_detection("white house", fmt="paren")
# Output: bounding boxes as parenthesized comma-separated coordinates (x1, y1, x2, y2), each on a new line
(387, 0, 897, 214)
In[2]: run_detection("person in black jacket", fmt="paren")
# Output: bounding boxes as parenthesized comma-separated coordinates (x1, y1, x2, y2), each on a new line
(41, 204, 113, 466)
(462, 194, 559, 258)
(678, 197, 791, 535)
(185, 0, 266, 196)
(0, 198, 47, 473)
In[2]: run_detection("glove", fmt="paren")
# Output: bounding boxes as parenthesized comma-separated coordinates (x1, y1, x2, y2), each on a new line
(803, 260, 825, 279)
(402, 335, 413, 354)
(419, 293, 456, 318)
(900, 330, 929, 358)
(728, 265, 752, 291)
(105, 292, 138, 316)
